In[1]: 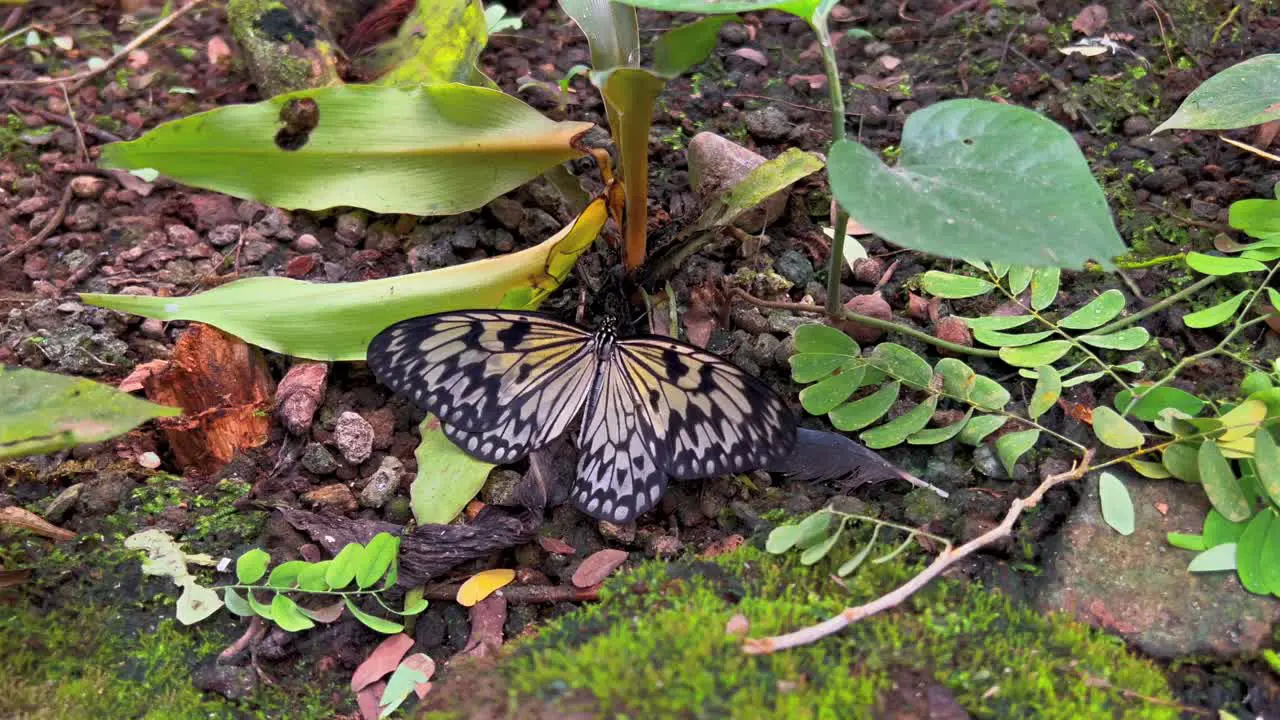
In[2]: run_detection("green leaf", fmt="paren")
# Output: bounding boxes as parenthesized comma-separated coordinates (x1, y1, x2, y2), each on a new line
(957, 315, 1032, 332)
(652, 16, 733, 78)
(1162, 442, 1201, 483)
(296, 561, 331, 592)
(0, 366, 181, 460)
(402, 591, 429, 616)
(1077, 327, 1150, 351)
(1006, 266, 1033, 295)
(794, 323, 859, 355)
(1098, 472, 1135, 536)
(1199, 441, 1252, 522)
(794, 511, 833, 550)
(971, 328, 1054, 347)
(612, 0, 828, 23)
(829, 382, 899, 431)
(370, 0, 489, 88)
(175, 581, 223, 625)
(1231, 194, 1280, 240)
(223, 588, 254, 617)
(1167, 532, 1206, 552)
(1185, 252, 1267, 276)
(266, 560, 309, 590)
(357, 533, 400, 589)
(934, 358, 976, 400)
(413, 415, 494, 524)
(765, 524, 802, 554)
(1254, 430, 1280, 508)
(968, 376, 1011, 411)
(1186, 543, 1237, 573)
(1028, 365, 1061, 419)
(861, 396, 938, 450)
(236, 548, 270, 585)
(799, 363, 866, 415)
(1127, 459, 1171, 479)
(1114, 360, 1145, 373)
(344, 597, 404, 634)
(1263, 515, 1280, 594)
(828, 100, 1124, 269)
(919, 271, 994, 299)
(908, 408, 972, 445)
(998, 340, 1072, 368)
(325, 543, 363, 589)
(1182, 291, 1249, 329)
(695, 148, 825, 232)
(800, 528, 842, 565)
(958, 415, 1007, 446)
(869, 343, 933, 389)
(1236, 509, 1275, 594)
(1113, 386, 1205, 422)
(100, 84, 590, 216)
(270, 593, 316, 632)
(379, 664, 430, 719)
(791, 354, 855, 384)
(1241, 371, 1274, 396)
(81, 199, 606, 361)
(559, 0, 638, 71)
(1153, 54, 1280, 133)
(1204, 509, 1249, 547)
(1091, 406, 1145, 449)
(246, 591, 274, 620)
(994, 430, 1039, 477)
(837, 525, 879, 577)
(1058, 290, 1126, 329)
(1061, 371, 1106, 388)
(1029, 267, 1060, 310)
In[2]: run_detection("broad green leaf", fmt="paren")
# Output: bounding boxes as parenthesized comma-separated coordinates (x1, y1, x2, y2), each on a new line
(1059, 290, 1126, 329)
(344, 597, 405, 634)
(1187, 543, 1237, 573)
(1236, 510, 1275, 594)
(765, 524, 802, 554)
(1182, 291, 1249, 329)
(934, 358, 976, 400)
(1091, 406, 1144, 449)
(325, 543, 363, 589)
(998, 340, 1072, 367)
(957, 315, 1032, 331)
(971, 328, 1054, 347)
(799, 363, 866, 415)
(270, 593, 316, 632)
(1255, 430, 1280, 508)
(1199, 441, 1252, 522)
(652, 16, 733, 78)
(828, 100, 1124, 269)
(82, 199, 606, 361)
(1241, 371, 1274, 396)
(969, 375, 1011, 411)
(919, 271, 994, 299)
(1162, 442, 1201, 482)
(1028, 365, 1061, 419)
(370, 0, 489, 87)
(267, 560, 309, 590)
(175, 581, 223, 625)
(1167, 532, 1206, 552)
(869, 344, 933, 389)
(1244, 246, 1280, 262)
(1231, 196, 1280, 240)
(800, 528, 842, 565)
(598, 66, 665, 270)
(297, 561, 331, 592)
(1007, 266, 1033, 295)
(861, 397, 938, 450)
(0, 366, 181, 460)
(794, 511, 833, 550)
(1263, 514, 1280, 594)
(1062, 371, 1106, 388)
(246, 591, 274, 619)
(1185, 252, 1267, 276)
(694, 148, 825, 232)
(829, 382, 899, 431)
(1153, 54, 1280, 133)
(1099, 472, 1135, 536)
(791, 354, 854, 384)
(357, 533, 400, 589)
(559, 0, 639, 71)
(958, 415, 1007, 445)
(1113, 386, 1205, 422)
(100, 85, 591, 215)
(1204, 509, 1249, 547)
(612, 0, 829, 23)
(793, 323, 859, 355)
(1029, 267, 1060, 310)
(837, 525, 879, 577)
(907, 408, 972, 445)
(223, 588, 254, 617)
(236, 548, 270, 585)
(413, 415, 494, 524)
(379, 664, 430, 719)
(995, 430, 1039, 476)
(1127, 459, 1171, 479)
(1078, 327, 1150, 351)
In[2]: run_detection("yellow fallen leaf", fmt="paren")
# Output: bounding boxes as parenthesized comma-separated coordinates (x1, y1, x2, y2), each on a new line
(456, 569, 515, 607)
(1219, 400, 1266, 442)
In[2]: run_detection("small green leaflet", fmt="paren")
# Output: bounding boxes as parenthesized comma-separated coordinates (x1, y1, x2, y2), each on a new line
(1098, 472, 1134, 536)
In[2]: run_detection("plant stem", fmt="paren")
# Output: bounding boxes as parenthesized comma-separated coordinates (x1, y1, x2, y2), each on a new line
(814, 20, 850, 316)
(1113, 253, 1186, 270)
(1092, 275, 1217, 336)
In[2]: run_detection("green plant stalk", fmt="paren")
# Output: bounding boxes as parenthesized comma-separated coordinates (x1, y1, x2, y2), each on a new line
(1113, 253, 1186, 270)
(824, 510, 953, 549)
(215, 584, 395, 598)
(815, 20, 849, 316)
(1092, 274, 1217, 336)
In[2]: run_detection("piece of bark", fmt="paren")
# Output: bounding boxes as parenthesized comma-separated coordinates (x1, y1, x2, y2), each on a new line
(227, 0, 344, 97)
(143, 323, 274, 475)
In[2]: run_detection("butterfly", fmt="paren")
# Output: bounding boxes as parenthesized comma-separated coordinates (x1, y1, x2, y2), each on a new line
(366, 309, 797, 522)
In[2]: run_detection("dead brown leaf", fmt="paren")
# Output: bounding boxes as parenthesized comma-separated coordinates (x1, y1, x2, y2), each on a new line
(683, 281, 720, 348)
(787, 74, 827, 90)
(351, 633, 415, 693)
(571, 548, 629, 588)
(536, 536, 577, 555)
(1255, 119, 1280, 150)
(1072, 5, 1109, 35)
(356, 680, 385, 720)
(207, 36, 231, 66)
(0, 506, 75, 542)
(730, 48, 768, 67)
(401, 653, 436, 699)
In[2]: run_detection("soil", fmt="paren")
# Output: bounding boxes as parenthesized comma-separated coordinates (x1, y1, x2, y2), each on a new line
(3, 0, 1280, 718)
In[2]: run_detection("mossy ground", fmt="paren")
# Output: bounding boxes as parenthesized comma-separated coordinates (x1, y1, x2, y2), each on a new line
(420, 531, 1178, 719)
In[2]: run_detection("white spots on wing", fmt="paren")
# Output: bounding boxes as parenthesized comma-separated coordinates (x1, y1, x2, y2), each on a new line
(614, 505, 630, 521)
(587, 497, 600, 512)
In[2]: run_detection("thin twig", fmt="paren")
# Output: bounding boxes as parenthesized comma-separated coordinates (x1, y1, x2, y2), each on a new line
(0, 184, 72, 266)
(1076, 667, 1212, 717)
(6, 99, 123, 144)
(1092, 275, 1216, 336)
(60, 85, 89, 162)
(742, 449, 1095, 654)
(727, 93, 862, 119)
(420, 582, 602, 603)
(218, 616, 266, 663)
(0, 0, 208, 90)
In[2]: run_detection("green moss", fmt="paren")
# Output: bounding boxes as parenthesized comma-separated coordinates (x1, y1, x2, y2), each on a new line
(422, 540, 1177, 719)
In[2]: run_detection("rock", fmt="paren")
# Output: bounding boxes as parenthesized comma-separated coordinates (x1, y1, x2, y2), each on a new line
(518, 208, 560, 242)
(744, 106, 790, 142)
(207, 224, 241, 247)
(301, 443, 338, 475)
(686, 132, 788, 232)
(70, 175, 105, 198)
(275, 362, 329, 435)
(77, 473, 135, 516)
(773, 249, 813, 287)
(64, 203, 101, 231)
(253, 207, 290, 238)
(1032, 471, 1280, 658)
(748, 333, 781, 369)
(645, 533, 682, 559)
(488, 198, 525, 230)
(934, 317, 973, 356)
(19, 323, 130, 375)
(718, 22, 748, 45)
(971, 444, 1007, 479)
(303, 483, 359, 513)
(292, 233, 321, 252)
(1122, 115, 1154, 136)
(480, 469, 523, 506)
(838, 293, 892, 343)
(1141, 167, 1188, 194)
(333, 412, 374, 464)
(192, 661, 258, 700)
(598, 520, 636, 545)
(335, 213, 367, 247)
(43, 483, 83, 523)
(360, 456, 404, 509)
(166, 224, 199, 247)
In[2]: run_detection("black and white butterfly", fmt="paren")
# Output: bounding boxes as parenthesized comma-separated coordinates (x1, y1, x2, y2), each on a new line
(365, 310, 797, 522)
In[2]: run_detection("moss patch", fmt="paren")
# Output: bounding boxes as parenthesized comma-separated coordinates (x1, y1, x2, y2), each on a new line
(422, 538, 1177, 719)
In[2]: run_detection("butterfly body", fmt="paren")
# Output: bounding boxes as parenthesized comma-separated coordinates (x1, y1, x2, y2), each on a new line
(367, 310, 797, 522)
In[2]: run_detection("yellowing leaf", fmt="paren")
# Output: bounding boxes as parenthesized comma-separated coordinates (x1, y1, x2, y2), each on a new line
(1219, 399, 1266, 442)
(456, 568, 515, 607)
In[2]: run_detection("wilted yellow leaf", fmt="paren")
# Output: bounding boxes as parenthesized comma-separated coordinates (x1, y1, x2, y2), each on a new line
(456, 568, 515, 607)
(1219, 399, 1266, 442)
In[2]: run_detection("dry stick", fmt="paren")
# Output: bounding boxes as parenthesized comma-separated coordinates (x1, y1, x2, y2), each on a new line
(218, 616, 266, 663)
(60, 85, 89, 162)
(0, 0, 208, 90)
(0, 184, 73, 266)
(6, 99, 124, 144)
(742, 449, 1096, 655)
(1091, 274, 1216, 336)
(421, 583, 602, 604)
